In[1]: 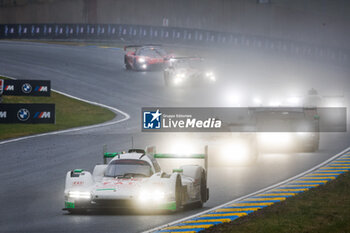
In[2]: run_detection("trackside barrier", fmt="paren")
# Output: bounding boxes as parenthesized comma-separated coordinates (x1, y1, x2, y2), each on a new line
(0, 78, 55, 124)
(0, 23, 348, 65)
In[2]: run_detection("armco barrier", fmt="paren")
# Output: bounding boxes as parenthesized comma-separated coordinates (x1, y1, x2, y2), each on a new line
(0, 24, 349, 65)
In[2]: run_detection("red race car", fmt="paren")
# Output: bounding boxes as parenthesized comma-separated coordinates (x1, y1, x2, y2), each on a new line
(124, 44, 172, 71)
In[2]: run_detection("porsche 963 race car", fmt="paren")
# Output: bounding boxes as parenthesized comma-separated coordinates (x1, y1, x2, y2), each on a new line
(63, 146, 209, 213)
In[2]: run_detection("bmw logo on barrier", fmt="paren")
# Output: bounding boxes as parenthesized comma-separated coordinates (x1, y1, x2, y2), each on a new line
(22, 83, 32, 93)
(17, 108, 30, 121)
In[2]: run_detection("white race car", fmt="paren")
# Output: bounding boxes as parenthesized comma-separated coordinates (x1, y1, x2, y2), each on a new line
(63, 146, 209, 213)
(164, 57, 216, 87)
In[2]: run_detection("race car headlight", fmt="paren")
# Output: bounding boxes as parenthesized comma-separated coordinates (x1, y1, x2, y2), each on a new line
(205, 72, 216, 81)
(287, 97, 301, 106)
(269, 100, 281, 107)
(174, 73, 185, 85)
(138, 190, 151, 202)
(138, 189, 165, 203)
(225, 92, 242, 107)
(253, 97, 262, 105)
(205, 71, 213, 77)
(154, 190, 165, 200)
(68, 191, 91, 199)
(296, 132, 314, 137)
(175, 73, 185, 78)
(138, 57, 146, 63)
(174, 77, 183, 84)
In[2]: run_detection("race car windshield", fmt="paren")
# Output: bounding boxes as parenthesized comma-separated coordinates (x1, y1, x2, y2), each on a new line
(138, 48, 163, 58)
(154, 48, 167, 57)
(104, 159, 152, 178)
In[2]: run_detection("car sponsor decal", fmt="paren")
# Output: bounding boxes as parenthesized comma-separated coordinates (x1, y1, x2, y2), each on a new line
(97, 178, 144, 189)
(72, 181, 84, 186)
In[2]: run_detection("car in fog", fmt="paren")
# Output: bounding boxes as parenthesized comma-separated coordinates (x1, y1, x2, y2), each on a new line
(163, 57, 216, 86)
(124, 44, 172, 71)
(63, 147, 209, 213)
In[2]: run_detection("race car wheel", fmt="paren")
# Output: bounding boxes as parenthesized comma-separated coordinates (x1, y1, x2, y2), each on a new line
(175, 175, 182, 211)
(194, 170, 208, 208)
(124, 56, 131, 70)
(200, 171, 208, 203)
(125, 63, 132, 70)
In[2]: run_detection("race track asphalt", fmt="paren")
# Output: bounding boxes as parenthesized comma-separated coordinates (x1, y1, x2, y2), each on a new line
(0, 40, 349, 233)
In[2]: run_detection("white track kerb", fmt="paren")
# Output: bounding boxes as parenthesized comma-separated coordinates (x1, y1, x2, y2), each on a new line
(144, 146, 350, 233)
(0, 74, 130, 145)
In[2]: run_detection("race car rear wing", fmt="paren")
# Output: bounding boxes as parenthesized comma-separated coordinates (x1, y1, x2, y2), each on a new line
(147, 145, 208, 175)
(124, 44, 162, 51)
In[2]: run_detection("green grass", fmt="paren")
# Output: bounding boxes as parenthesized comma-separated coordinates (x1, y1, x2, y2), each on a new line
(203, 171, 350, 233)
(0, 78, 115, 140)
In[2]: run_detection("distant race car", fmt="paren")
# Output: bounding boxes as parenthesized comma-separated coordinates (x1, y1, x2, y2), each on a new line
(163, 57, 216, 87)
(63, 146, 209, 213)
(124, 44, 172, 71)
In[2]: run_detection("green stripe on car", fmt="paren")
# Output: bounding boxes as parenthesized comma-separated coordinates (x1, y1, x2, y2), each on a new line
(154, 153, 205, 159)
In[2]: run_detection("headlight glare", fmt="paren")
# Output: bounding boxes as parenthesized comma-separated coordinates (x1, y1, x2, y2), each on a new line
(205, 71, 213, 77)
(220, 141, 250, 162)
(174, 77, 183, 84)
(138, 189, 165, 203)
(253, 97, 262, 105)
(153, 190, 165, 201)
(175, 73, 185, 78)
(138, 57, 146, 63)
(287, 97, 301, 105)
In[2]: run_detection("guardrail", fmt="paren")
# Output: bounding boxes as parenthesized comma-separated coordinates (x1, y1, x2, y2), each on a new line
(0, 24, 349, 66)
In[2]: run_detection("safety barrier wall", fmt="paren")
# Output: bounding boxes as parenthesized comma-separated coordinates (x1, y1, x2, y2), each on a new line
(1, 0, 350, 50)
(0, 23, 349, 66)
